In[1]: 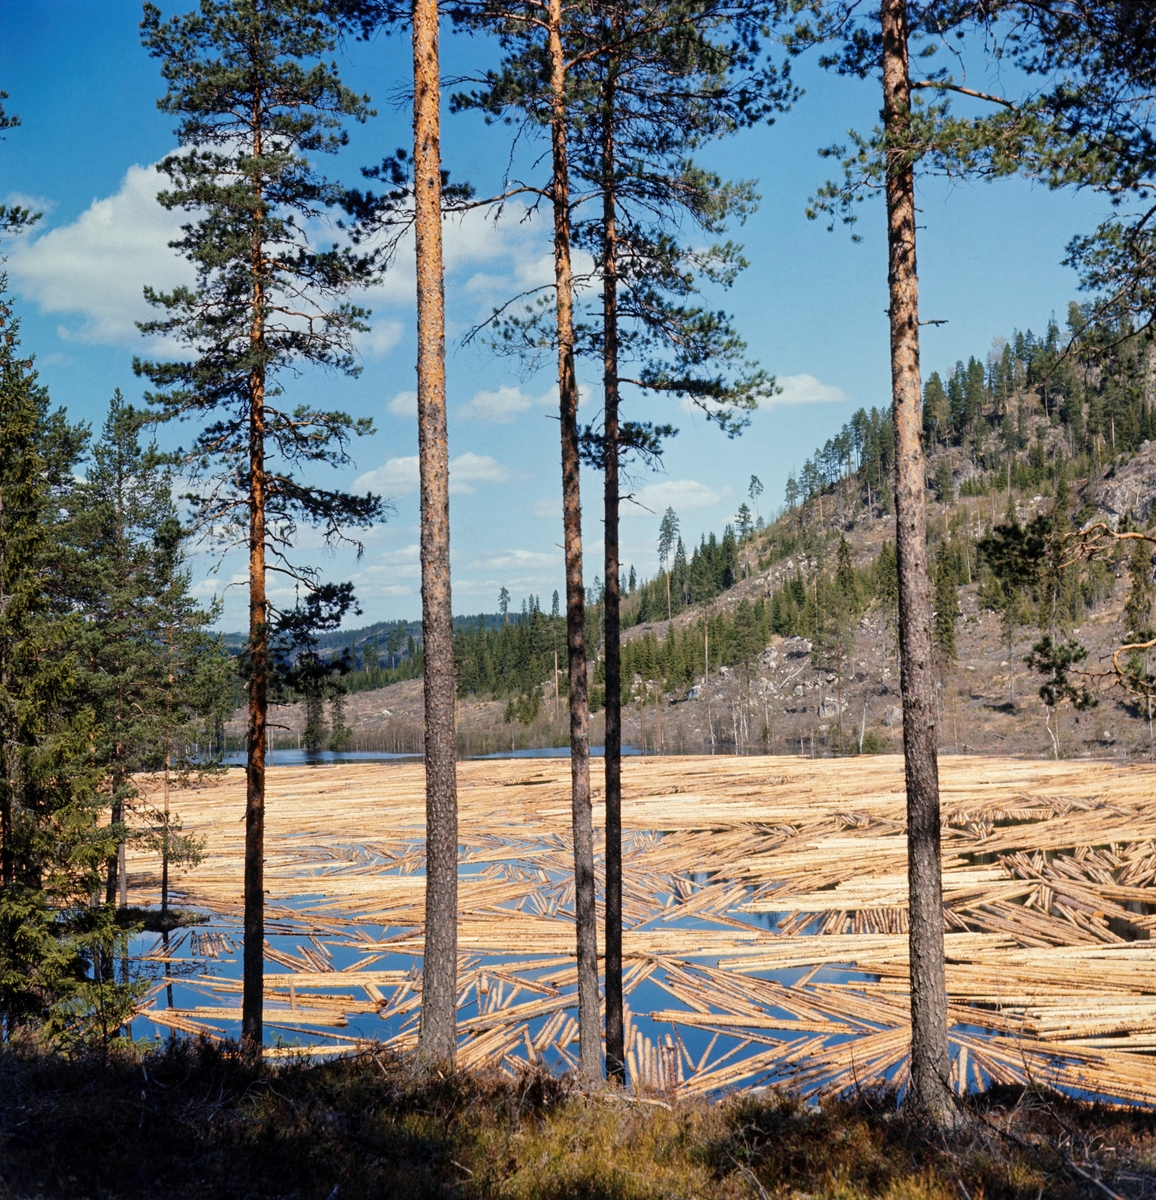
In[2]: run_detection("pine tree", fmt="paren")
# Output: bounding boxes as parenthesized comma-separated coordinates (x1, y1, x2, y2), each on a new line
(794, 0, 1033, 1123)
(451, 0, 599, 1078)
(138, 0, 385, 1059)
(409, 0, 460, 1062)
(1009, 7, 1156, 347)
(1122, 537, 1155, 730)
(657, 507, 680, 623)
(0, 96, 40, 239)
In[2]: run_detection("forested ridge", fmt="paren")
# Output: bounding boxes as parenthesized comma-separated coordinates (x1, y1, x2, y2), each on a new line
(313, 305, 1156, 734)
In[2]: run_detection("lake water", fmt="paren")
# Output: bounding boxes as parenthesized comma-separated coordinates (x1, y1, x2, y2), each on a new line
(222, 745, 645, 767)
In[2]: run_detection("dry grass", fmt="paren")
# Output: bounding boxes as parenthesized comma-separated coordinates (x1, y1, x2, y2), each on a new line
(2, 1042, 1155, 1200)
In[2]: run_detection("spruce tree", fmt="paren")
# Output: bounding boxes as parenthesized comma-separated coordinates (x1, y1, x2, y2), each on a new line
(72, 392, 221, 911)
(932, 543, 960, 676)
(138, 0, 385, 1059)
(0, 284, 131, 1042)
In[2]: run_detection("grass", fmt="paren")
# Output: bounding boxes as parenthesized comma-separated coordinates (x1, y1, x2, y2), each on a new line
(1, 1040, 1155, 1200)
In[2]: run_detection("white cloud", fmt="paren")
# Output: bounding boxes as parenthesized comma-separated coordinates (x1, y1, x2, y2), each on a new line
(449, 451, 511, 494)
(355, 544, 422, 585)
(5, 191, 56, 217)
(623, 479, 725, 517)
(472, 548, 557, 571)
(362, 320, 404, 357)
(356, 456, 420, 496)
(8, 159, 191, 345)
(358, 202, 553, 307)
(770, 374, 847, 406)
(355, 451, 511, 497)
(459, 384, 553, 424)
(388, 390, 418, 418)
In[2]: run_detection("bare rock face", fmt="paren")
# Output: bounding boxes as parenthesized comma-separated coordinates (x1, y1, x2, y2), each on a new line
(1096, 442, 1156, 524)
(882, 704, 903, 727)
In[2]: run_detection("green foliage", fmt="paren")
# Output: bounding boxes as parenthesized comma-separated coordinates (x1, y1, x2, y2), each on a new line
(797, 406, 893, 514)
(625, 526, 739, 628)
(456, 595, 562, 701)
(811, 537, 862, 692)
(0, 93, 41, 238)
(42, 907, 147, 1051)
(70, 393, 226, 903)
(454, 0, 782, 448)
(658, 508, 680, 572)
(0, 285, 139, 1043)
(504, 688, 543, 725)
(934, 457, 954, 505)
(1024, 636, 1096, 713)
(859, 729, 888, 755)
(136, 0, 385, 613)
(933, 542, 961, 669)
(1121, 539, 1156, 698)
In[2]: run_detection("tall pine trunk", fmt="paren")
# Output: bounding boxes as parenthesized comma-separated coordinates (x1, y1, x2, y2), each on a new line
(242, 138, 268, 1060)
(242, 376, 267, 1061)
(548, 0, 600, 1081)
(413, 0, 459, 1065)
(601, 69, 625, 1087)
(881, 0, 953, 1123)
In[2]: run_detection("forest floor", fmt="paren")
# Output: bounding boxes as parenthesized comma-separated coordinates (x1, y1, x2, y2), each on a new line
(3, 1040, 1156, 1200)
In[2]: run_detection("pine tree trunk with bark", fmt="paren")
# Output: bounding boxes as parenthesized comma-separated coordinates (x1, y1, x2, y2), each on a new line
(242, 357, 268, 1063)
(601, 70, 625, 1087)
(413, 0, 459, 1066)
(881, 0, 954, 1124)
(548, 0, 601, 1082)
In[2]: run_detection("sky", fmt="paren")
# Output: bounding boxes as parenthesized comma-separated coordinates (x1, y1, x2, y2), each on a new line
(0, 0, 1114, 629)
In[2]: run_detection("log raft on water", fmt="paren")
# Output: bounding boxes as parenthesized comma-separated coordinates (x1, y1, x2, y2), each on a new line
(125, 755, 1156, 1103)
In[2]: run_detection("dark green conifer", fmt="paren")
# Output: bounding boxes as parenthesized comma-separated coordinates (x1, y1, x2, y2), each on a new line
(0, 285, 132, 1042)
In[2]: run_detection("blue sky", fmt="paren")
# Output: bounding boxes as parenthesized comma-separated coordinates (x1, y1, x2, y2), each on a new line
(0, 0, 1112, 627)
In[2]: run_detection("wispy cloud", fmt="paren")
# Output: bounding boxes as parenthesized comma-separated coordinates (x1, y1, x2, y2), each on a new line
(459, 384, 554, 424)
(622, 478, 726, 517)
(770, 373, 847, 406)
(355, 451, 512, 497)
(387, 390, 417, 418)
